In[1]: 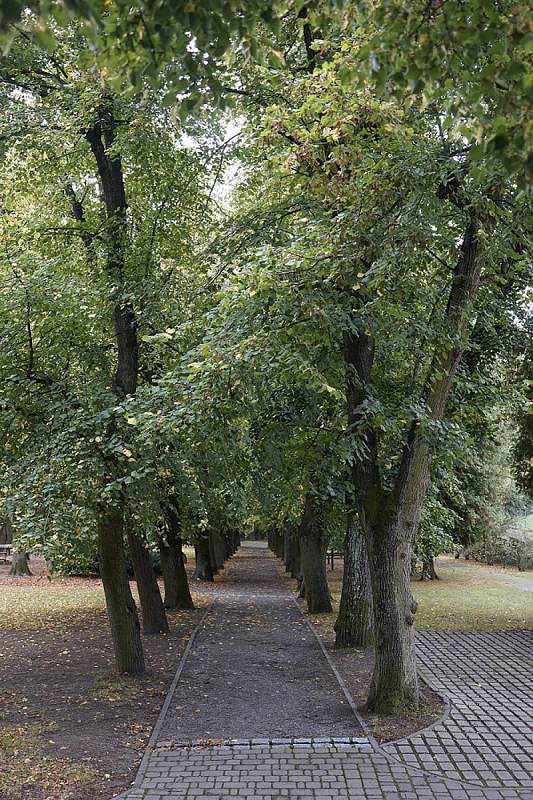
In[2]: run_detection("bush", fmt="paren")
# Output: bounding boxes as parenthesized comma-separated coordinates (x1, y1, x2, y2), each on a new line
(465, 535, 533, 571)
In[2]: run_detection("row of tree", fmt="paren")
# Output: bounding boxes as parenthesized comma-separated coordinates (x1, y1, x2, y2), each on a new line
(0, 1, 530, 713)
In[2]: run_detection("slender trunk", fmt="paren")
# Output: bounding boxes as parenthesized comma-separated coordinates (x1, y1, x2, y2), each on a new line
(87, 98, 145, 675)
(289, 531, 301, 578)
(334, 514, 373, 647)
(127, 527, 169, 634)
(208, 533, 219, 575)
(98, 506, 144, 675)
(365, 520, 418, 713)
(9, 552, 31, 577)
(193, 538, 214, 581)
(283, 529, 291, 571)
(299, 493, 332, 614)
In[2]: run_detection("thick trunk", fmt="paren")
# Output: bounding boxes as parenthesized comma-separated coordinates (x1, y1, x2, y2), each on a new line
(299, 493, 332, 614)
(127, 527, 169, 634)
(209, 531, 226, 571)
(159, 502, 194, 609)
(9, 552, 31, 577)
(98, 506, 145, 675)
(334, 514, 373, 647)
(365, 520, 418, 713)
(421, 555, 439, 580)
(158, 535, 194, 609)
(193, 538, 214, 581)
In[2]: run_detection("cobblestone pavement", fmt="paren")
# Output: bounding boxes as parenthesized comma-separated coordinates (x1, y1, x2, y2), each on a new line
(124, 545, 533, 800)
(384, 630, 533, 793)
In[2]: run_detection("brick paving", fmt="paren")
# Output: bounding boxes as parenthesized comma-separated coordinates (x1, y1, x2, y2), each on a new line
(123, 545, 533, 800)
(384, 631, 533, 793)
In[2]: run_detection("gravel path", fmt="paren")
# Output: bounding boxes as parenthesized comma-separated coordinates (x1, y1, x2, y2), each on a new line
(158, 543, 362, 743)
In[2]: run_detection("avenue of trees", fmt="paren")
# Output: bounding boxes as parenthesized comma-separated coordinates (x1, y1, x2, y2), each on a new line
(0, 1, 531, 714)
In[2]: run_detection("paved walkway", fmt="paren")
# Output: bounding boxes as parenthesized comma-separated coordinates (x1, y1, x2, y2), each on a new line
(124, 544, 533, 800)
(385, 630, 533, 792)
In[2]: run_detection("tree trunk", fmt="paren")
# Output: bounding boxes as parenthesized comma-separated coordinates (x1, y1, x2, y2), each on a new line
(208, 533, 219, 575)
(9, 552, 31, 577)
(159, 502, 194, 610)
(87, 99, 145, 675)
(98, 506, 145, 675)
(299, 493, 332, 614)
(127, 527, 169, 634)
(210, 531, 226, 571)
(334, 514, 373, 647)
(365, 520, 418, 713)
(283, 529, 291, 571)
(193, 538, 214, 581)
(420, 555, 439, 580)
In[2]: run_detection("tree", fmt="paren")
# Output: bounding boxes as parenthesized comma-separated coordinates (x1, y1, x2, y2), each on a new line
(207, 20, 530, 711)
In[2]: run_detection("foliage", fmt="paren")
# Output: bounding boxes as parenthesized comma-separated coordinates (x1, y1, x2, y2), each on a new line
(351, 0, 532, 179)
(466, 535, 533, 572)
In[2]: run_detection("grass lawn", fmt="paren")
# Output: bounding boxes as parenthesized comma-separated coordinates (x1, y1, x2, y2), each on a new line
(323, 555, 533, 633)
(0, 579, 106, 630)
(413, 557, 533, 630)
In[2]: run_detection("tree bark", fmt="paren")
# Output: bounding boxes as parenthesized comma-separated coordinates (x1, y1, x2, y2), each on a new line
(299, 493, 332, 614)
(285, 527, 300, 578)
(9, 552, 31, 577)
(159, 501, 194, 609)
(420, 555, 439, 580)
(193, 537, 214, 581)
(209, 531, 226, 571)
(334, 514, 373, 647)
(208, 532, 219, 575)
(126, 526, 169, 634)
(364, 521, 418, 712)
(97, 506, 145, 675)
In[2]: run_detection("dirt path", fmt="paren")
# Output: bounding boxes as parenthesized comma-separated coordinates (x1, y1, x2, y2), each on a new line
(158, 542, 363, 743)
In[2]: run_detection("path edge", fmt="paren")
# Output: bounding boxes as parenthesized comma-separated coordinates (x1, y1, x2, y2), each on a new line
(114, 601, 214, 800)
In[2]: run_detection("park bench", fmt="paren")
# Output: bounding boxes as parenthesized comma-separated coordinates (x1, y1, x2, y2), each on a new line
(0, 544, 12, 563)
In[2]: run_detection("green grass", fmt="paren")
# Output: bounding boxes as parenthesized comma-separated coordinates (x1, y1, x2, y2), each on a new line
(322, 556, 533, 633)
(0, 582, 106, 630)
(413, 558, 533, 631)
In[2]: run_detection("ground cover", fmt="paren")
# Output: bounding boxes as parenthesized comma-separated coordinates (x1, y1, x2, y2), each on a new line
(0, 557, 208, 800)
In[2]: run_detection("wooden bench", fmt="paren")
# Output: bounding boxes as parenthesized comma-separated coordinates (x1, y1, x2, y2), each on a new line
(0, 544, 12, 563)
